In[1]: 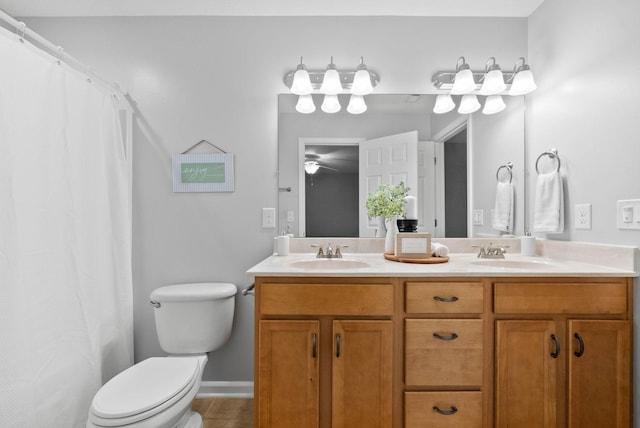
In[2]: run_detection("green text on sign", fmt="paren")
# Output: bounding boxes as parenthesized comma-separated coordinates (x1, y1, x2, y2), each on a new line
(181, 163, 225, 183)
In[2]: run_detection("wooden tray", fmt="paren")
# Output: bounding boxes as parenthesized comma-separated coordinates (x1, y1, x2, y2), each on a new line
(384, 253, 449, 264)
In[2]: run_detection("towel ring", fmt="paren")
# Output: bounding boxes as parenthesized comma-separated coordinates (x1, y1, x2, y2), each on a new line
(535, 149, 561, 174)
(496, 162, 513, 183)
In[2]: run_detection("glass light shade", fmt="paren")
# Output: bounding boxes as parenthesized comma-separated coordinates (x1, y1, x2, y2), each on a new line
(295, 94, 316, 114)
(458, 94, 481, 114)
(320, 68, 343, 94)
(290, 68, 313, 95)
(321, 94, 341, 113)
(480, 69, 506, 95)
(450, 68, 476, 95)
(351, 69, 373, 95)
(433, 94, 456, 114)
(347, 95, 367, 114)
(482, 95, 506, 115)
(508, 69, 537, 95)
(305, 161, 320, 175)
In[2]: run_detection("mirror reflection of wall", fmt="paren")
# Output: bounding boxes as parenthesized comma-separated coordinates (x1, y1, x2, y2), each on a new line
(278, 94, 525, 238)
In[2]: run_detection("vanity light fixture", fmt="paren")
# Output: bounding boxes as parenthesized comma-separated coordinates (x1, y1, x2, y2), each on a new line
(290, 57, 313, 95)
(283, 57, 379, 114)
(479, 57, 506, 95)
(508, 57, 537, 96)
(351, 57, 374, 96)
(450, 57, 476, 95)
(431, 56, 536, 115)
(320, 57, 343, 95)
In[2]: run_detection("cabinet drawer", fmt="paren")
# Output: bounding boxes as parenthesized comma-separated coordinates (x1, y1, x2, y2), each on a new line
(405, 392, 483, 428)
(494, 282, 628, 314)
(405, 319, 483, 386)
(406, 282, 483, 314)
(259, 282, 394, 316)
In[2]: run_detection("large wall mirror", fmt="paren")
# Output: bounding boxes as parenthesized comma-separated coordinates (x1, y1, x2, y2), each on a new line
(278, 93, 525, 238)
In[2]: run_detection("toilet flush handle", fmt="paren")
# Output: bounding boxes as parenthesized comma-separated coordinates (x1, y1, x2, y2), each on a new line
(149, 300, 161, 308)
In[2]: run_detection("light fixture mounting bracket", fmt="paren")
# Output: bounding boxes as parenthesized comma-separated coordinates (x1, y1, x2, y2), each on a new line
(283, 70, 380, 93)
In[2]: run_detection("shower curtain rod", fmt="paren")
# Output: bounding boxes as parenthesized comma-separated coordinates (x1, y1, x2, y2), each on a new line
(0, 8, 133, 111)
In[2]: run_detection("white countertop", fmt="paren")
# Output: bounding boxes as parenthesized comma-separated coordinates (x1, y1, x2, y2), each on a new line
(246, 252, 638, 278)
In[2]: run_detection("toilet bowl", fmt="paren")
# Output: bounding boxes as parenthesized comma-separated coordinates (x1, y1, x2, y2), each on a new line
(87, 282, 237, 428)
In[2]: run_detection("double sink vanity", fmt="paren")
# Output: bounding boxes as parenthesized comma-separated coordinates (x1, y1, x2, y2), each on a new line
(247, 238, 637, 428)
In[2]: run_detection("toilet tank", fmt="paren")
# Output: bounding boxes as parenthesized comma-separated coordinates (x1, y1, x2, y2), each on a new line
(150, 283, 237, 354)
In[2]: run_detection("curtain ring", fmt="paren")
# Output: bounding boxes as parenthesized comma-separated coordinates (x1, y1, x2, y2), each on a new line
(17, 21, 27, 42)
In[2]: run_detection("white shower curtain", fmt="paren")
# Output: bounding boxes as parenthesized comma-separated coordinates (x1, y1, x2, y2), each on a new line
(0, 27, 133, 427)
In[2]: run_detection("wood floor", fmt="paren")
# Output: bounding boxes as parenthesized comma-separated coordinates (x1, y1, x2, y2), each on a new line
(192, 397, 253, 428)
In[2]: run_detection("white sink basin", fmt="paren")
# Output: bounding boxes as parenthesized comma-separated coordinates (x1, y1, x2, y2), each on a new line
(471, 259, 554, 270)
(287, 258, 373, 270)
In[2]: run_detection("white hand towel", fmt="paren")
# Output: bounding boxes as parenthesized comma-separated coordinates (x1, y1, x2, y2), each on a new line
(431, 243, 449, 257)
(492, 181, 514, 232)
(533, 171, 564, 233)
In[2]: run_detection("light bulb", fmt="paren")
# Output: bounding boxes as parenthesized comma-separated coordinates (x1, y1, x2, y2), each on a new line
(458, 94, 480, 114)
(347, 95, 367, 114)
(295, 94, 316, 114)
(480, 69, 506, 95)
(320, 58, 343, 94)
(509, 69, 537, 96)
(450, 57, 476, 95)
(482, 95, 506, 115)
(433, 94, 456, 114)
(351, 58, 373, 95)
(305, 161, 320, 175)
(321, 94, 341, 113)
(290, 59, 313, 95)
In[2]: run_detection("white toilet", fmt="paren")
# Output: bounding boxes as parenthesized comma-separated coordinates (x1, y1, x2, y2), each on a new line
(87, 282, 237, 428)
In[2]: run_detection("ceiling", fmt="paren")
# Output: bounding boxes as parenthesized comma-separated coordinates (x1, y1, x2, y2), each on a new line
(0, 0, 544, 18)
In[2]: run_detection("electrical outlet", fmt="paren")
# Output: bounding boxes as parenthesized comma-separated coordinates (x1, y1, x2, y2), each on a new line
(262, 207, 276, 228)
(287, 210, 295, 222)
(574, 203, 591, 230)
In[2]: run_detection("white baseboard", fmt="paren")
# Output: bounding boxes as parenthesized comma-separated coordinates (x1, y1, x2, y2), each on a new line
(197, 381, 254, 398)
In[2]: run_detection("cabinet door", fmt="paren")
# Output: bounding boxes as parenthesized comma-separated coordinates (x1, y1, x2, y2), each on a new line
(568, 320, 631, 428)
(495, 320, 558, 428)
(332, 320, 393, 428)
(258, 320, 319, 428)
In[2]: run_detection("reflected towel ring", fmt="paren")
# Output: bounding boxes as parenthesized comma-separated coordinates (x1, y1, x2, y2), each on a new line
(496, 162, 513, 183)
(535, 149, 561, 174)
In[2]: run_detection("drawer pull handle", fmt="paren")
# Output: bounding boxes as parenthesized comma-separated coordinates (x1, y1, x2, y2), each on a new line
(336, 333, 341, 358)
(434, 296, 459, 303)
(551, 334, 560, 358)
(433, 332, 458, 341)
(433, 405, 458, 416)
(312, 334, 317, 358)
(574, 332, 585, 358)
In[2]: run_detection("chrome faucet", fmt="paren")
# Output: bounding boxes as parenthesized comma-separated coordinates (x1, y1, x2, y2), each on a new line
(474, 242, 508, 259)
(311, 243, 348, 258)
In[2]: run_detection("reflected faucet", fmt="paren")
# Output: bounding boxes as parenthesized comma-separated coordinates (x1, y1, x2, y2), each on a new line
(474, 242, 508, 259)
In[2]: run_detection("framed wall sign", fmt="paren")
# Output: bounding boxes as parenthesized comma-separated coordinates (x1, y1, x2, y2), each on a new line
(395, 232, 432, 258)
(172, 152, 234, 192)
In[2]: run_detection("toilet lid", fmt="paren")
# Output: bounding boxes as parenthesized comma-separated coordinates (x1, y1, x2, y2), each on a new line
(91, 357, 200, 419)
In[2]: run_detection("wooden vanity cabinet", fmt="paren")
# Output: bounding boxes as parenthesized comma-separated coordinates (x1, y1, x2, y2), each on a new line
(494, 280, 632, 428)
(254, 278, 395, 428)
(404, 280, 486, 428)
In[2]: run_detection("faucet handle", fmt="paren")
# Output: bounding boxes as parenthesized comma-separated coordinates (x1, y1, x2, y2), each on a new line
(310, 244, 324, 256)
(335, 244, 348, 257)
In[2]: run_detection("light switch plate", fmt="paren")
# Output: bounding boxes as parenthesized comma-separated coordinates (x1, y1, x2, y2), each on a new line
(473, 209, 483, 226)
(617, 199, 640, 230)
(574, 203, 591, 230)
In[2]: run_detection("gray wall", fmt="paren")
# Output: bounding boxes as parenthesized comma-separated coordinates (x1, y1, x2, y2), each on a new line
(21, 16, 528, 382)
(527, 1, 640, 425)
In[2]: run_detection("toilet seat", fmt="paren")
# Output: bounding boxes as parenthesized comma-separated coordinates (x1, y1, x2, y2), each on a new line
(89, 357, 201, 426)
